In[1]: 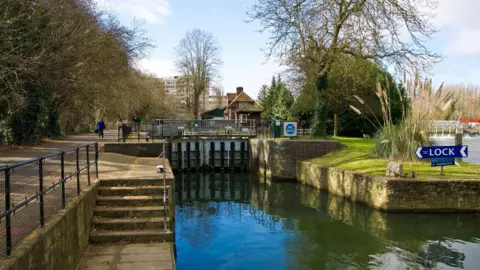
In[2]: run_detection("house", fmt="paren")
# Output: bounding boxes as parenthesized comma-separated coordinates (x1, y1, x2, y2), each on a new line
(224, 87, 263, 122)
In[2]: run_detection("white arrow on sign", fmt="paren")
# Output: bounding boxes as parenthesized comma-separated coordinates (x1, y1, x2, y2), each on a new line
(416, 147, 423, 158)
(461, 145, 467, 157)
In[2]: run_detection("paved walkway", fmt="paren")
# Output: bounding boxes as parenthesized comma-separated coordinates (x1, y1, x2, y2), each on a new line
(0, 130, 118, 255)
(0, 130, 118, 166)
(1, 130, 176, 268)
(77, 243, 175, 270)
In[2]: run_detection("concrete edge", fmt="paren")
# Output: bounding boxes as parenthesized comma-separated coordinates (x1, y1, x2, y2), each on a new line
(299, 160, 480, 182)
(297, 161, 480, 212)
(1, 181, 101, 269)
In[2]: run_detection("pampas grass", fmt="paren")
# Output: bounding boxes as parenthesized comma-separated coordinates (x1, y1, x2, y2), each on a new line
(350, 70, 455, 161)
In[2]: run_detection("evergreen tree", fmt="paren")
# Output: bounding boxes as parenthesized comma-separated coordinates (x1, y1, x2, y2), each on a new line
(273, 77, 294, 120)
(257, 84, 269, 110)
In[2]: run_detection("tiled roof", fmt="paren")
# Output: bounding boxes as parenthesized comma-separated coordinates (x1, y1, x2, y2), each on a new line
(227, 93, 236, 103)
(227, 92, 255, 107)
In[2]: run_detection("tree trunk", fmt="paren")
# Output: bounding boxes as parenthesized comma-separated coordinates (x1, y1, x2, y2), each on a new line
(312, 73, 329, 137)
(193, 95, 200, 119)
(333, 113, 338, 137)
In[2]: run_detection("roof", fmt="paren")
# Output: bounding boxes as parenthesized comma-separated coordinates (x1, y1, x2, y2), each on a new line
(227, 92, 255, 107)
(201, 108, 226, 119)
(227, 93, 237, 104)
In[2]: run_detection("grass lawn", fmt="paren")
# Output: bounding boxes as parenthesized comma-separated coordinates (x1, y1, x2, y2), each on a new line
(309, 137, 480, 180)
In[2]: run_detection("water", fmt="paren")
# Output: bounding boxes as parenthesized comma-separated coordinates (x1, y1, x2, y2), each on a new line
(174, 173, 480, 270)
(432, 137, 480, 164)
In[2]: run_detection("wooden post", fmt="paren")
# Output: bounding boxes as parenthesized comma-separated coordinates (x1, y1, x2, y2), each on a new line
(177, 142, 182, 171)
(240, 141, 246, 171)
(186, 142, 191, 170)
(195, 141, 200, 171)
(220, 142, 225, 169)
(455, 133, 463, 162)
(230, 141, 235, 170)
(210, 141, 215, 169)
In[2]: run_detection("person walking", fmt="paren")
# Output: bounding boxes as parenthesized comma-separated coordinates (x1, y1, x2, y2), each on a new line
(97, 119, 105, 138)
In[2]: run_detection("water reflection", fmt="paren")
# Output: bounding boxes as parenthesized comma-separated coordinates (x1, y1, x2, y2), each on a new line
(175, 173, 480, 270)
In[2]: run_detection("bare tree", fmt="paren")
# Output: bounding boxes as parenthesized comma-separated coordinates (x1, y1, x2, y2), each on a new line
(248, 0, 441, 135)
(210, 84, 226, 109)
(175, 29, 222, 119)
(0, 0, 158, 144)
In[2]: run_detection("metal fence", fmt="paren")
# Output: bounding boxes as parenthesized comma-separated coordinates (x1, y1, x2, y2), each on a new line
(118, 119, 257, 141)
(0, 143, 99, 256)
(117, 119, 313, 141)
(255, 120, 312, 138)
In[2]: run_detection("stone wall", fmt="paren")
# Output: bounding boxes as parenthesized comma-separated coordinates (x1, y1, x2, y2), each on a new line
(297, 161, 480, 212)
(249, 139, 339, 180)
(1, 181, 100, 270)
(104, 143, 163, 157)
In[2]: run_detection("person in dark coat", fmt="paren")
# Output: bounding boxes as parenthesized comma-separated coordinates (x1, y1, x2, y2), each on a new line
(97, 119, 105, 138)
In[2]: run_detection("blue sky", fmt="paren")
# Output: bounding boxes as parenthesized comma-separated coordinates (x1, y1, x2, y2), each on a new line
(95, 0, 480, 99)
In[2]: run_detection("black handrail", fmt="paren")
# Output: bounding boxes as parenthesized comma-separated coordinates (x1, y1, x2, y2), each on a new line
(1, 142, 99, 256)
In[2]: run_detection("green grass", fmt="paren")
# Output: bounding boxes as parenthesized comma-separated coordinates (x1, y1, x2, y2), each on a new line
(309, 137, 480, 180)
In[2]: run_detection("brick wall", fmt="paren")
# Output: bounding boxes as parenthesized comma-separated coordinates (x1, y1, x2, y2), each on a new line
(249, 139, 339, 180)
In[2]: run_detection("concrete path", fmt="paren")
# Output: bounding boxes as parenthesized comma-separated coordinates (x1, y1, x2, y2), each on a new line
(0, 130, 118, 255)
(0, 129, 118, 166)
(77, 243, 175, 270)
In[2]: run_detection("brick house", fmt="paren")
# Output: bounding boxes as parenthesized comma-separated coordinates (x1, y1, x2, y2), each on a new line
(224, 87, 263, 122)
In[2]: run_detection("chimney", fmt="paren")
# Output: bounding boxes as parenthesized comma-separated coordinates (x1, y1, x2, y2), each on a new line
(236, 86, 243, 96)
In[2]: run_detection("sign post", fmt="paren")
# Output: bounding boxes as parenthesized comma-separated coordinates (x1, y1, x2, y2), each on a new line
(416, 145, 468, 176)
(283, 122, 298, 138)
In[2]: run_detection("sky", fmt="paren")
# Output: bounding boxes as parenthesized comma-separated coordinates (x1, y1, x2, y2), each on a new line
(94, 0, 480, 100)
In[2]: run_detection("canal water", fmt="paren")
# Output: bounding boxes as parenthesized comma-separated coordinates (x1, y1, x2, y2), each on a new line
(174, 173, 480, 270)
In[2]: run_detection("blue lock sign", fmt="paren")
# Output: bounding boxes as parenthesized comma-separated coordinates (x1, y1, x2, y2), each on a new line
(283, 122, 297, 137)
(416, 145, 468, 159)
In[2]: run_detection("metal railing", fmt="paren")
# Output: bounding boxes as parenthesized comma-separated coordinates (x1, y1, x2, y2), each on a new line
(119, 119, 257, 141)
(0, 143, 99, 256)
(157, 143, 167, 234)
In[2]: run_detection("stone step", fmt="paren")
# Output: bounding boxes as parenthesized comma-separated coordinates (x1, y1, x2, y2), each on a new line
(90, 229, 173, 243)
(100, 178, 172, 187)
(96, 195, 167, 206)
(92, 217, 170, 230)
(94, 206, 168, 218)
(98, 186, 169, 196)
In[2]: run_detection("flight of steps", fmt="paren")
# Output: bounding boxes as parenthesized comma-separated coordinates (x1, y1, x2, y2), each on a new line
(90, 178, 174, 243)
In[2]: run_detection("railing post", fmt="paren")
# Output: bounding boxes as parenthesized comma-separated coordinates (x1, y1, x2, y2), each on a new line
(39, 158, 45, 227)
(5, 168, 12, 255)
(95, 142, 99, 179)
(86, 145, 91, 185)
(61, 152, 66, 209)
(76, 148, 80, 195)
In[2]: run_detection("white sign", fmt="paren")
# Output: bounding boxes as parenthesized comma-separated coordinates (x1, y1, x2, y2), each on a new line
(283, 122, 297, 137)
